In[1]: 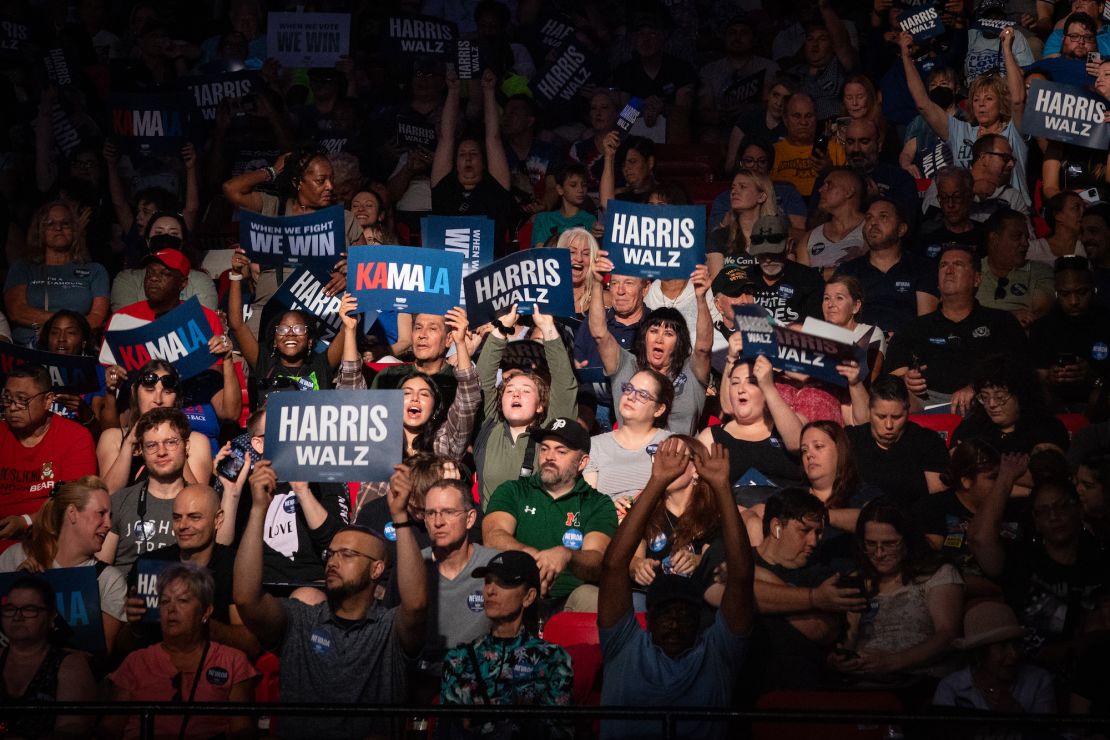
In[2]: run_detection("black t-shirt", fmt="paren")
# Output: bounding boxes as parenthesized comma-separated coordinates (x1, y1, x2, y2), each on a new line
(432, 174, 515, 259)
(612, 54, 696, 102)
(914, 490, 1025, 570)
(751, 262, 824, 324)
(885, 302, 1029, 394)
(835, 252, 938, 334)
(711, 425, 803, 489)
(912, 222, 987, 261)
(1002, 535, 1108, 655)
(1029, 307, 1110, 404)
(846, 422, 949, 509)
(950, 412, 1070, 455)
(253, 351, 334, 407)
(136, 544, 236, 623)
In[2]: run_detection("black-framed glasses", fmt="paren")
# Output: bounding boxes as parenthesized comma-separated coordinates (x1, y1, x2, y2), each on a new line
(422, 508, 466, 521)
(976, 390, 1013, 408)
(1063, 33, 1095, 42)
(322, 547, 380, 563)
(0, 391, 50, 410)
(994, 277, 1009, 301)
(750, 233, 786, 245)
(138, 371, 179, 391)
(0, 604, 47, 618)
(620, 382, 657, 403)
(982, 151, 1015, 164)
(274, 324, 309, 337)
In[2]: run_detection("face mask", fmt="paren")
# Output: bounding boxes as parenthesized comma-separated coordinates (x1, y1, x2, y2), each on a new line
(148, 233, 183, 253)
(928, 86, 956, 109)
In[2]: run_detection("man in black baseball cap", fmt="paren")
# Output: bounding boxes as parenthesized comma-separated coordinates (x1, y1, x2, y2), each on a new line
(440, 549, 574, 713)
(483, 417, 618, 616)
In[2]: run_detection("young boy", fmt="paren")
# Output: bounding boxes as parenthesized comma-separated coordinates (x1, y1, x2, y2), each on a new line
(531, 163, 596, 247)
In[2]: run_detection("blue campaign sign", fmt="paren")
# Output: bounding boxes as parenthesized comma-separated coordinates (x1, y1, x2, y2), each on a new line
(1022, 80, 1110, 150)
(603, 200, 707, 280)
(108, 92, 199, 157)
(105, 297, 215, 380)
(135, 559, 174, 624)
(0, 343, 100, 393)
(0, 566, 104, 652)
(733, 305, 867, 387)
(183, 70, 262, 125)
(240, 205, 345, 271)
(381, 14, 456, 60)
(346, 245, 463, 316)
(616, 97, 642, 140)
(422, 216, 495, 308)
(267, 12, 351, 68)
(263, 267, 344, 353)
(897, 5, 945, 41)
(266, 390, 403, 483)
(463, 248, 576, 327)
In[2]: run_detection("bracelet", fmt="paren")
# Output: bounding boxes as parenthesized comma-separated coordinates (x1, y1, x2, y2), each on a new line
(393, 520, 415, 529)
(21, 514, 32, 528)
(228, 273, 243, 282)
(263, 166, 277, 182)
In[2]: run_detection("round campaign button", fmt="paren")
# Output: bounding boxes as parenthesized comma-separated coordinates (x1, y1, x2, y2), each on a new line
(562, 528, 584, 550)
(467, 591, 485, 613)
(206, 667, 229, 686)
(648, 532, 668, 553)
(310, 627, 333, 656)
(1092, 341, 1108, 362)
(383, 522, 397, 541)
(283, 496, 298, 514)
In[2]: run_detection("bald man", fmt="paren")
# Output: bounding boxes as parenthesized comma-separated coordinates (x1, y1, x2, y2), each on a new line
(234, 461, 427, 740)
(124, 485, 260, 658)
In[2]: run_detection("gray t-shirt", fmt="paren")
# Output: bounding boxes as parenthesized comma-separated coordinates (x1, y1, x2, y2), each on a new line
(278, 599, 407, 740)
(585, 429, 671, 500)
(610, 349, 706, 437)
(422, 544, 498, 661)
(109, 482, 177, 571)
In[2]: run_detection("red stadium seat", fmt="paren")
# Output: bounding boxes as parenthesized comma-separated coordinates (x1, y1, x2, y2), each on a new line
(543, 611, 647, 705)
(754, 690, 903, 740)
(1057, 413, 1090, 438)
(517, 221, 534, 250)
(254, 652, 281, 703)
(908, 413, 962, 448)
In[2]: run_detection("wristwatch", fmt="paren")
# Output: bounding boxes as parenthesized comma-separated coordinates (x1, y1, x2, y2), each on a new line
(495, 320, 514, 338)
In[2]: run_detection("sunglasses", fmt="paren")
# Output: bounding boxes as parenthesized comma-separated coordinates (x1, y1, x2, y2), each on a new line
(750, 233, 786, 245)
(138, 372, 179, 391)
(994, 277, 1009, 301)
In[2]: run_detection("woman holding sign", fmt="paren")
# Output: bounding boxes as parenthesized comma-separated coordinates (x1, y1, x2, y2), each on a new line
(104, 564, 257, 739)
(901, 27, 1031, 203)
(588, 252, 713, 436)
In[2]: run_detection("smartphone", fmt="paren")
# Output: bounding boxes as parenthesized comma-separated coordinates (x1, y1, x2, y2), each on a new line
(1078, 187, 1101, 205)
(1090, 51, 1103, 65)
(837, 574, 864, 593)
(216, 449, 245, 480)
(813, 134, 828, 155)
(1056, 353, 1080, 367)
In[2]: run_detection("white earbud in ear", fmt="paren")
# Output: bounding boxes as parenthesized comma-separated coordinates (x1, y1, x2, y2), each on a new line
(775, 526, 783, 539)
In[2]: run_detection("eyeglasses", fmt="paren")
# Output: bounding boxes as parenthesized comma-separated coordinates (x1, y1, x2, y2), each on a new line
(620, 382, 657, 403)
(43, 219, 74, 230)
(1064, 33, 1095, 42)
(976, 391, 1013, 408)
(750, 233, 786, 245)
(138, 371, 179, 391)
(142, 437, 183, 453)
(422, 508, 466, 521)
(863, 539, 903, 554)
(739, 157, 769, 167)
(994, 277, 1009, 301)
(275, 324, 309, 337)
(982, 151, 1015, 164)
(0, 391, 49, 410)
(0, 604, 47, 618)
(1033, 499, 1076, 518)
(322, 547, 379, 562)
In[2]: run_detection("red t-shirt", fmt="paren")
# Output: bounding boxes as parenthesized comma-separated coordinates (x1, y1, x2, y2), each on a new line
(0, 415, 96, 518)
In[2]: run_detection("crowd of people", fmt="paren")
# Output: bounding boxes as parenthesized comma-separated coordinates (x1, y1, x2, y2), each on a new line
(1, 0, 1110, 737)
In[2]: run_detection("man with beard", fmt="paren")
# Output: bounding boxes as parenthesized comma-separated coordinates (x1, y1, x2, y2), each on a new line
(741, 215, 824, 324)
(811, 119, 918, 221)
(483, 418, 617, 615)
(837, 198, 938, 334)
(234, 460, 426, 740)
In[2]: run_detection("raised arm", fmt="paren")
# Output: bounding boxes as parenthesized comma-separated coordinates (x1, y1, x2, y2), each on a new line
(999, 27, 1026, 132)
(431, 69, 460, 187)
(103, 141, 133, 233)
(899, 32, 949, 139)
(181, 144, 200, 231)
(389, 467, 429, 655)
(227, 250, 261, 367)
(587, 252, 622, 375)
(324, 294, 355, 369)
(476, 305, 517, 417)
(690, 265, 713, 386)
(221, 166, 271, 214)
(696, 442, 754, 634)
(434, 307, 480, 459)
(967, 453, 1027, 579)
(598, 436, 690, 628)
(820, 0, 858, 71)
(536, 305, 578, 419)
(232, 461, 289, 649)
(481, 70, 511, 190)
(598, 132, 620, 211)
(752, 356, 805, 451)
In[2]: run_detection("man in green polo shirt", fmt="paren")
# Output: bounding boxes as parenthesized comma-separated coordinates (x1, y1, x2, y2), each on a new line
(483, 417, 617, 614)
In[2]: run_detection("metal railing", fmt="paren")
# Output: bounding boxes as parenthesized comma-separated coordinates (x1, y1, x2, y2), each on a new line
(2, 703, 1108, 739)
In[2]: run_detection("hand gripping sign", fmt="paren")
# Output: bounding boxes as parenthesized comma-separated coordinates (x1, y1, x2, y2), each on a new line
(603, 200, 707, 280)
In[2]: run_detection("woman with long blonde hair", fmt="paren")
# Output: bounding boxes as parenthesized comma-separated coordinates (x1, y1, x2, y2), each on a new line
(707, 168, 780, 279)
(556, 227, 598, 317)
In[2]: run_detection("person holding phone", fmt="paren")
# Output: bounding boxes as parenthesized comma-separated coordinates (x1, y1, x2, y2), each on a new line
(830, 500, 964, 680)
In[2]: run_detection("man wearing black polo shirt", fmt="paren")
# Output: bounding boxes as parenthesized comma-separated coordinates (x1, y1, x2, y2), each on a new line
(431, 69, 514, 258)
(483, 418, 617, 615)
(1029, 257, 1110, 411)
(914, 168, 986, 261)
(886, 243, 1028, 413)
(837, 197, 938, 334)
(612, 11, 697, 142)
(845, 377, 949, 509)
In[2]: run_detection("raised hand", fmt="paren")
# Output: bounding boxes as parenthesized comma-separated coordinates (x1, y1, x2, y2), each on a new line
(692, 442, 731, 493)
(649, 437, 692, 487)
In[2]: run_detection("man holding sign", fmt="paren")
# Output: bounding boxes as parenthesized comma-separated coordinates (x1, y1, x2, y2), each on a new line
(234, 460, 427, 739)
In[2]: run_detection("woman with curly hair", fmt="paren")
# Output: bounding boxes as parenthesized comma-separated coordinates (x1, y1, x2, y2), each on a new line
(3, 200, 109, 347)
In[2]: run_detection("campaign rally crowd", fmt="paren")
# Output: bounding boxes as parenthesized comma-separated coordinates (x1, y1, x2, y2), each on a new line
(1, 0, 1110, 737)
